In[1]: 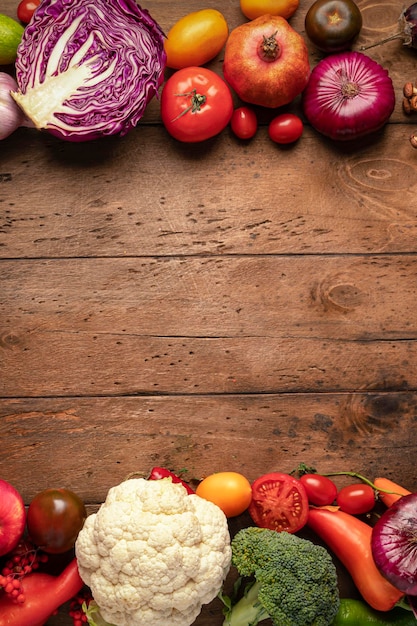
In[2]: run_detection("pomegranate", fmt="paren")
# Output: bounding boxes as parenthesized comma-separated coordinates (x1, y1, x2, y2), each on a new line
(223, 14, 310, 108)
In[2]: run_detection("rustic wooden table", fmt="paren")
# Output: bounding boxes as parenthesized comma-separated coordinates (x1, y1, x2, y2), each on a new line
(1, 0, 416, 623)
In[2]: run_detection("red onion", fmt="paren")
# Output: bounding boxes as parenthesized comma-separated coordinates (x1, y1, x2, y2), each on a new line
(371, 493, 417, 595)
(302, 51, 395, 141)
(0, 73, 33, 140)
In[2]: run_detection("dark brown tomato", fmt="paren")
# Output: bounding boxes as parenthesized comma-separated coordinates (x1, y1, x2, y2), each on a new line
(305, 0, 362, 53)
(27, 488, 87, 554)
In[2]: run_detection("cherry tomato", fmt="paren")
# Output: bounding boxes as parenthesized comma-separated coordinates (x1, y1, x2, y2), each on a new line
(268, 113, 303, 144)
(300, 473, 338, 506)
(195, 472, 252, 517)
(164, 9, 228, 70)
(161, 67, 233, 143)
(231, 107, 258, 140)
(305, 0, 362, 53)
(248, 472, 309, 533)
(336, 483, 376, 515)
(27, 488, 87, 554)
(240, 0, 299, 21)
(17, 0, 40, 24)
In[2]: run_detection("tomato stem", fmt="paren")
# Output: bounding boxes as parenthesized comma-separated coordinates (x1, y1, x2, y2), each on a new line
(293, 464, 405, 498)
(171, 88, 207, 122)
(322, 471, 404, 497)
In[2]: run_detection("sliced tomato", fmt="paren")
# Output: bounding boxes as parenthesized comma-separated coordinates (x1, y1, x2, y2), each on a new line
(248, 472, 309, 533)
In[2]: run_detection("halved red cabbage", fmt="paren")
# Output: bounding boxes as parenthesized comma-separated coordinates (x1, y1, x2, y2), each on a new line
(12, 0, 166, 141)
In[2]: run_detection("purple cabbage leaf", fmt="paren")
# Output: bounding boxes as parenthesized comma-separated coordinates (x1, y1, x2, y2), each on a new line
(11, 0, 166, 141)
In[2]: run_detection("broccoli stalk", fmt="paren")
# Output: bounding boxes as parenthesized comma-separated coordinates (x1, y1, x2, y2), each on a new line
(222, 580, 270, 625)
(220, 527, 340, 626)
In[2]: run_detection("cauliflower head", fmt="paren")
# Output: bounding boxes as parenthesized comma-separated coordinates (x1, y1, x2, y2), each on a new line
(75, 477, 232, 626)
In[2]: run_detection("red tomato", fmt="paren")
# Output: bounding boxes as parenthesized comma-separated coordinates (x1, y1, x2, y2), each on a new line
(27, 488, 87, 554)
(230, 106, 258, 140)
(300, 473, 338, 506)
(161, 67, 233, 143)
(17, 0, 40, 24)
(268, 113, 304, 144)
(336, 483, 376, 515)
(248, 472, 309, 533)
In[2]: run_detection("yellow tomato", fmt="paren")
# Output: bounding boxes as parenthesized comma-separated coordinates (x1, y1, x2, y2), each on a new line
(195, 471, 252, 518)
(164, 9, 228, 70)
(240, 0, 299, 21)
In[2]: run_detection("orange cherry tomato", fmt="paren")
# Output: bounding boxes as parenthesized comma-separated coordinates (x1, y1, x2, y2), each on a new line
(196, 472, 252, 517)
(240, 0, 300, 21)
(164, 9, 228, 70)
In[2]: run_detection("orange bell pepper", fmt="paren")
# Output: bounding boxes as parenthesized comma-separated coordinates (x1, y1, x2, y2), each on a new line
(373, 477, 412, 508)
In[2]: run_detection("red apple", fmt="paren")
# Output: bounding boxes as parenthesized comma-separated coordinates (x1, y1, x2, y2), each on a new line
(0, 478, 26, 556)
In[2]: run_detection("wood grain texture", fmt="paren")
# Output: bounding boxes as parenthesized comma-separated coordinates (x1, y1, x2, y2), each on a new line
(1, 0, 416, 624)
(2, 126, 417, 257)
(1, 392, 416, 500)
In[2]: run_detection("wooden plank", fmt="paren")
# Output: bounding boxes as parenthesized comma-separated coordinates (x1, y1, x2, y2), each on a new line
(2, 253, 417, 336)
(2, 125, 417, 257)
(2, 392, 416, 503)
(1, 330, 417, 396)
(1, 254, 417, 396)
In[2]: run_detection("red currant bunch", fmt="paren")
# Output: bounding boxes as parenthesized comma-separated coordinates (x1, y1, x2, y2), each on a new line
(0, 539, 48, 603)
(69, 588, 93, 626)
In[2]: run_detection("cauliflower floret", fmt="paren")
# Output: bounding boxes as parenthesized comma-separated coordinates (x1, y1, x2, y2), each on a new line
(75, 477, 231, 626)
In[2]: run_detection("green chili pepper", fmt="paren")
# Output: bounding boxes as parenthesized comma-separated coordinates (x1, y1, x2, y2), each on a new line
(333, 599, 416, 625)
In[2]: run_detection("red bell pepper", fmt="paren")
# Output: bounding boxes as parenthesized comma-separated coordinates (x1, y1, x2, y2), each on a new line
(307, 507, 404, 612)
(0, 558, 83, 626)
(148, 466, 194, 494)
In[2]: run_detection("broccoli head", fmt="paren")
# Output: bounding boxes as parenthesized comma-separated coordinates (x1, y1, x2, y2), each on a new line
(221, 527, 340, 626)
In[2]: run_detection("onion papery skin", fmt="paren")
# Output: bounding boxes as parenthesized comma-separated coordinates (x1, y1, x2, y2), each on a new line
(0, 73, 26, 140)
(12, 0, 166, 142)
(371, 493, 417, 595)
(302, 51, 395, 141)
